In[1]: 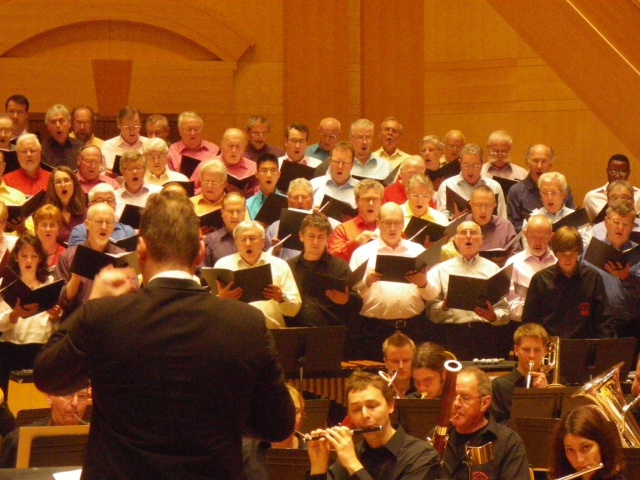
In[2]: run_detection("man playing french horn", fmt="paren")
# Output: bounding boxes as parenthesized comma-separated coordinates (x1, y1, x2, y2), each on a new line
(491, 324, 550, 425)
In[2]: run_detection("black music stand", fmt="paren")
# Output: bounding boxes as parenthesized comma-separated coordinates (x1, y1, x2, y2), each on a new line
(392, 399, 441, 440)
(559, 337, 637, 386)
(271, 326, 347, 382)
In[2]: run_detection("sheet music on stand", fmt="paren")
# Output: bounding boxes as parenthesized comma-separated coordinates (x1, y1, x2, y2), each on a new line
(271, 326, 347, 383)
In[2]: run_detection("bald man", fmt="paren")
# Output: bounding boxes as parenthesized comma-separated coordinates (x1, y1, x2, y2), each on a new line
(306, 117, 341, 162)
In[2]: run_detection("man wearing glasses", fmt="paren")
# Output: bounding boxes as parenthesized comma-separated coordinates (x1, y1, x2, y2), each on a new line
(311, 141, 359, 208)
(441, 367, 530, 480)
(0, 385, 91, 468)
(480, 130, 528, 181)
(76, 145, 119, 193)
(243, 115, 284, 162)
(506, 143, 575, 232)
(101, 106, 148, 173)
(434, 143, 507, 220)
(583, 153, 640, 222)
(167, 111, 219, 173)
(306, 117, 341, 163)
(114, 151, 161, 221)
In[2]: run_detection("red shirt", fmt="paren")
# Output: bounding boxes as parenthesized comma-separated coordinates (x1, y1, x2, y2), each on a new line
(328, 215, 377, 263)
(3, 168, 51, 197)
(383, 181, 407, 205)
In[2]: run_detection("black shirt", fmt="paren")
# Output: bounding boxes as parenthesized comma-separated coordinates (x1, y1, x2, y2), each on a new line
(442, 417, 530, 480)
(287, 251, 362, 327)
(490, 368, 526, 425)
(522, 263, 614, 339)
(308, 426, 439, 480)
(42, 136, 84, 169)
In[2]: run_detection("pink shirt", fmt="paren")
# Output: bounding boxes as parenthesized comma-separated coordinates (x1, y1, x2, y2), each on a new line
(167, 140, 220, 172)
(190, 156, 257, 191)
(76, 172, 120, 194)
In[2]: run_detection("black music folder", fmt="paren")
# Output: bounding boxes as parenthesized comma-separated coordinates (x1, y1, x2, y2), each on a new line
(592, 205, 607, 225)
(445, 187, 470, 217)
(552, 208, 590, 231)
(0, 275, 64, 316)
(200, 263, 273, 303)
(119, 204, 142, 230)
(426, 159, 461, 184)
(180, 155, 200, 179)
(446, 263, 513, 311)
(374, 239, 445, 283)
(276, 208, 310, 251)
(478, 230, 524, 263)
(112, 155, 122, 176)
(167, 180, 195, 197)
(319, 195, 358, 222)
(0, 149, 19, 175)
(7, 190, 46, 223)
(40, 162, 54, 173)
(382, 164, 401, 187)
(198, 208, 224, 230)
(584, 236, 640, 271)
(227, 173, 256, 191)
(404, 217, 447, 244)
(254, 193, 288, 226)
(492, 176, 519, 197)
(299, 260, 368, 298)
(109, 234, 139, 252)
(276, 161, 316, 193)
(70, 245, 139, 279)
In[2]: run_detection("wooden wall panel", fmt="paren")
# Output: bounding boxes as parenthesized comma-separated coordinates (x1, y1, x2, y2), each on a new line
(361, 0, 425, 154)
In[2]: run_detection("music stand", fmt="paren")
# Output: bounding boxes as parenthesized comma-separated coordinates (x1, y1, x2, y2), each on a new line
(271, 326, 347, 382)
(559, 337, 637, 386)
(393, 399, 441, 440)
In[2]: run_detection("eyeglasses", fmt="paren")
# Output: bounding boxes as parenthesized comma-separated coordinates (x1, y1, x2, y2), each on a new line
(80, 157, 102, 166)
(89, 219, 115, 227)
(455, 394, 485, 405)
(461, 163, 482, 170)
(202, 179, 225, 187)
(458, 229, 480, 237)
(608, 169, 630, 178)
(54, 178, 73, 186)
(123, 166, 144, 173)
(89, 198, 116, 206)
(330, 160, 352, 167)
(250, 131, 268, 138)
(540, 190, 563, 197)
(445, 143, 463, 150)
(182, 127, 202, 134)
(470, 202, 494, 210)
(146, 154, 167, 162)
(237, 235, 262, 243)
(352, 136, 372, 143)
(409, 194, 431, 200)
(489, 150, 510, 157)
(121, 125, 141, 132)
(609, 219, 634, 229)
(319, 133, 339, 140)
(528, 159, 552, 167)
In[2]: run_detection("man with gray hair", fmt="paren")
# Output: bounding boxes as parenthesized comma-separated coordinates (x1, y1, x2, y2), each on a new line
(440, 367, 529, 480)
(214, 220, 301, 328)
(349, 119, 392, 180)
(481, 130, 527, 181)
(114, 151, 162, 220)
(144, 137, 188, 185)
(372, 116, 410, 169)
(42, 104, 83, 168)
(167, 111, 219, 173)
(244, 115, 285, 162)
(76, 145, 120, 193)
(5, 133, 51, 196)
(145, 114, 170, 143)
(434, 143, 507, 220)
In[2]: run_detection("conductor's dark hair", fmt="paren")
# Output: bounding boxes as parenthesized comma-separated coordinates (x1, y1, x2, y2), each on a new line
(140, 191, 200, 267)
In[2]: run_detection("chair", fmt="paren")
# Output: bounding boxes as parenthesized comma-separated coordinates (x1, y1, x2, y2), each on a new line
(15, 425, 89, 468)
(300, 398, 329, 433)
(511, 417, 559, 469)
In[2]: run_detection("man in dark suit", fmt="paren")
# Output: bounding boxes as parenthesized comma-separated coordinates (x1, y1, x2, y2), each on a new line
(33, 191, 295, 480)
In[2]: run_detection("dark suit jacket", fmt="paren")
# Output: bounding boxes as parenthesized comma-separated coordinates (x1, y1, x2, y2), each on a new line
(33, 277, 295, 480)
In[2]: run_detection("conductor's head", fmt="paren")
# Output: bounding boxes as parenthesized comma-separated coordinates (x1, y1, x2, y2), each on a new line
(138, 191, 202, 277)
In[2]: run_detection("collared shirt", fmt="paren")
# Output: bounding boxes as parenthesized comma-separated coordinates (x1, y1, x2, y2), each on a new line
(311, 174, 358, 208)
(328, 215, 378, 263)
(372, 147, 410, 170)
(68, 222, 136, 248)
(0, 276, 56, 345)
(465, 214, 521, 254)
(244, 143, 285, 162)
(350, 238, 429, 320)
(442, 417, 530, 480)
(167, 140, 219, 172)
(70, 132, 104, 149)
(42, 137, 83, 168)
(425, 255, 510, 325)
(308, 426, 439, 480)
(523, 206, 592, 250)
(383, 181, 407, 205)
(592, 217, 640, 240)
(305, 143, 331, 163)
(190, 156, 257, 192)
(115, 183, 162, 220)
(3, 168, 51, 197)
(490, 368, 528, 425)
(352, 156, 392, 181)
(435, 173, 508, 219)
(522, 263, 614, 338)
(507, 174, 576, 232)
(101, 135, 148, 170)
(143, 169, 189, 186)
(401, 202, 449, 227)
(0, 181, 26, 206)
(203, 227, 237, 267)
(584, 238, 640, 322)
(190, 193, 224, 217)
(265, 214, 340, 261)
(76, 171, 120, 194)
(213, 252, 301, 328)
(506, 247, 557, 321)
(481, 162, 528, 181)
(583, 183, 640, 222)
(277, 155, 322, 169)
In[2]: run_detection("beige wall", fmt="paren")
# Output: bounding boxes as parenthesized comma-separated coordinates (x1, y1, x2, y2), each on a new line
(0, 0, 634, 200)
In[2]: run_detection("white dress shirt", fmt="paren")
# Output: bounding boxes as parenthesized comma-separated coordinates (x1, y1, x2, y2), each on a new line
(506, 247, 556, 321)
